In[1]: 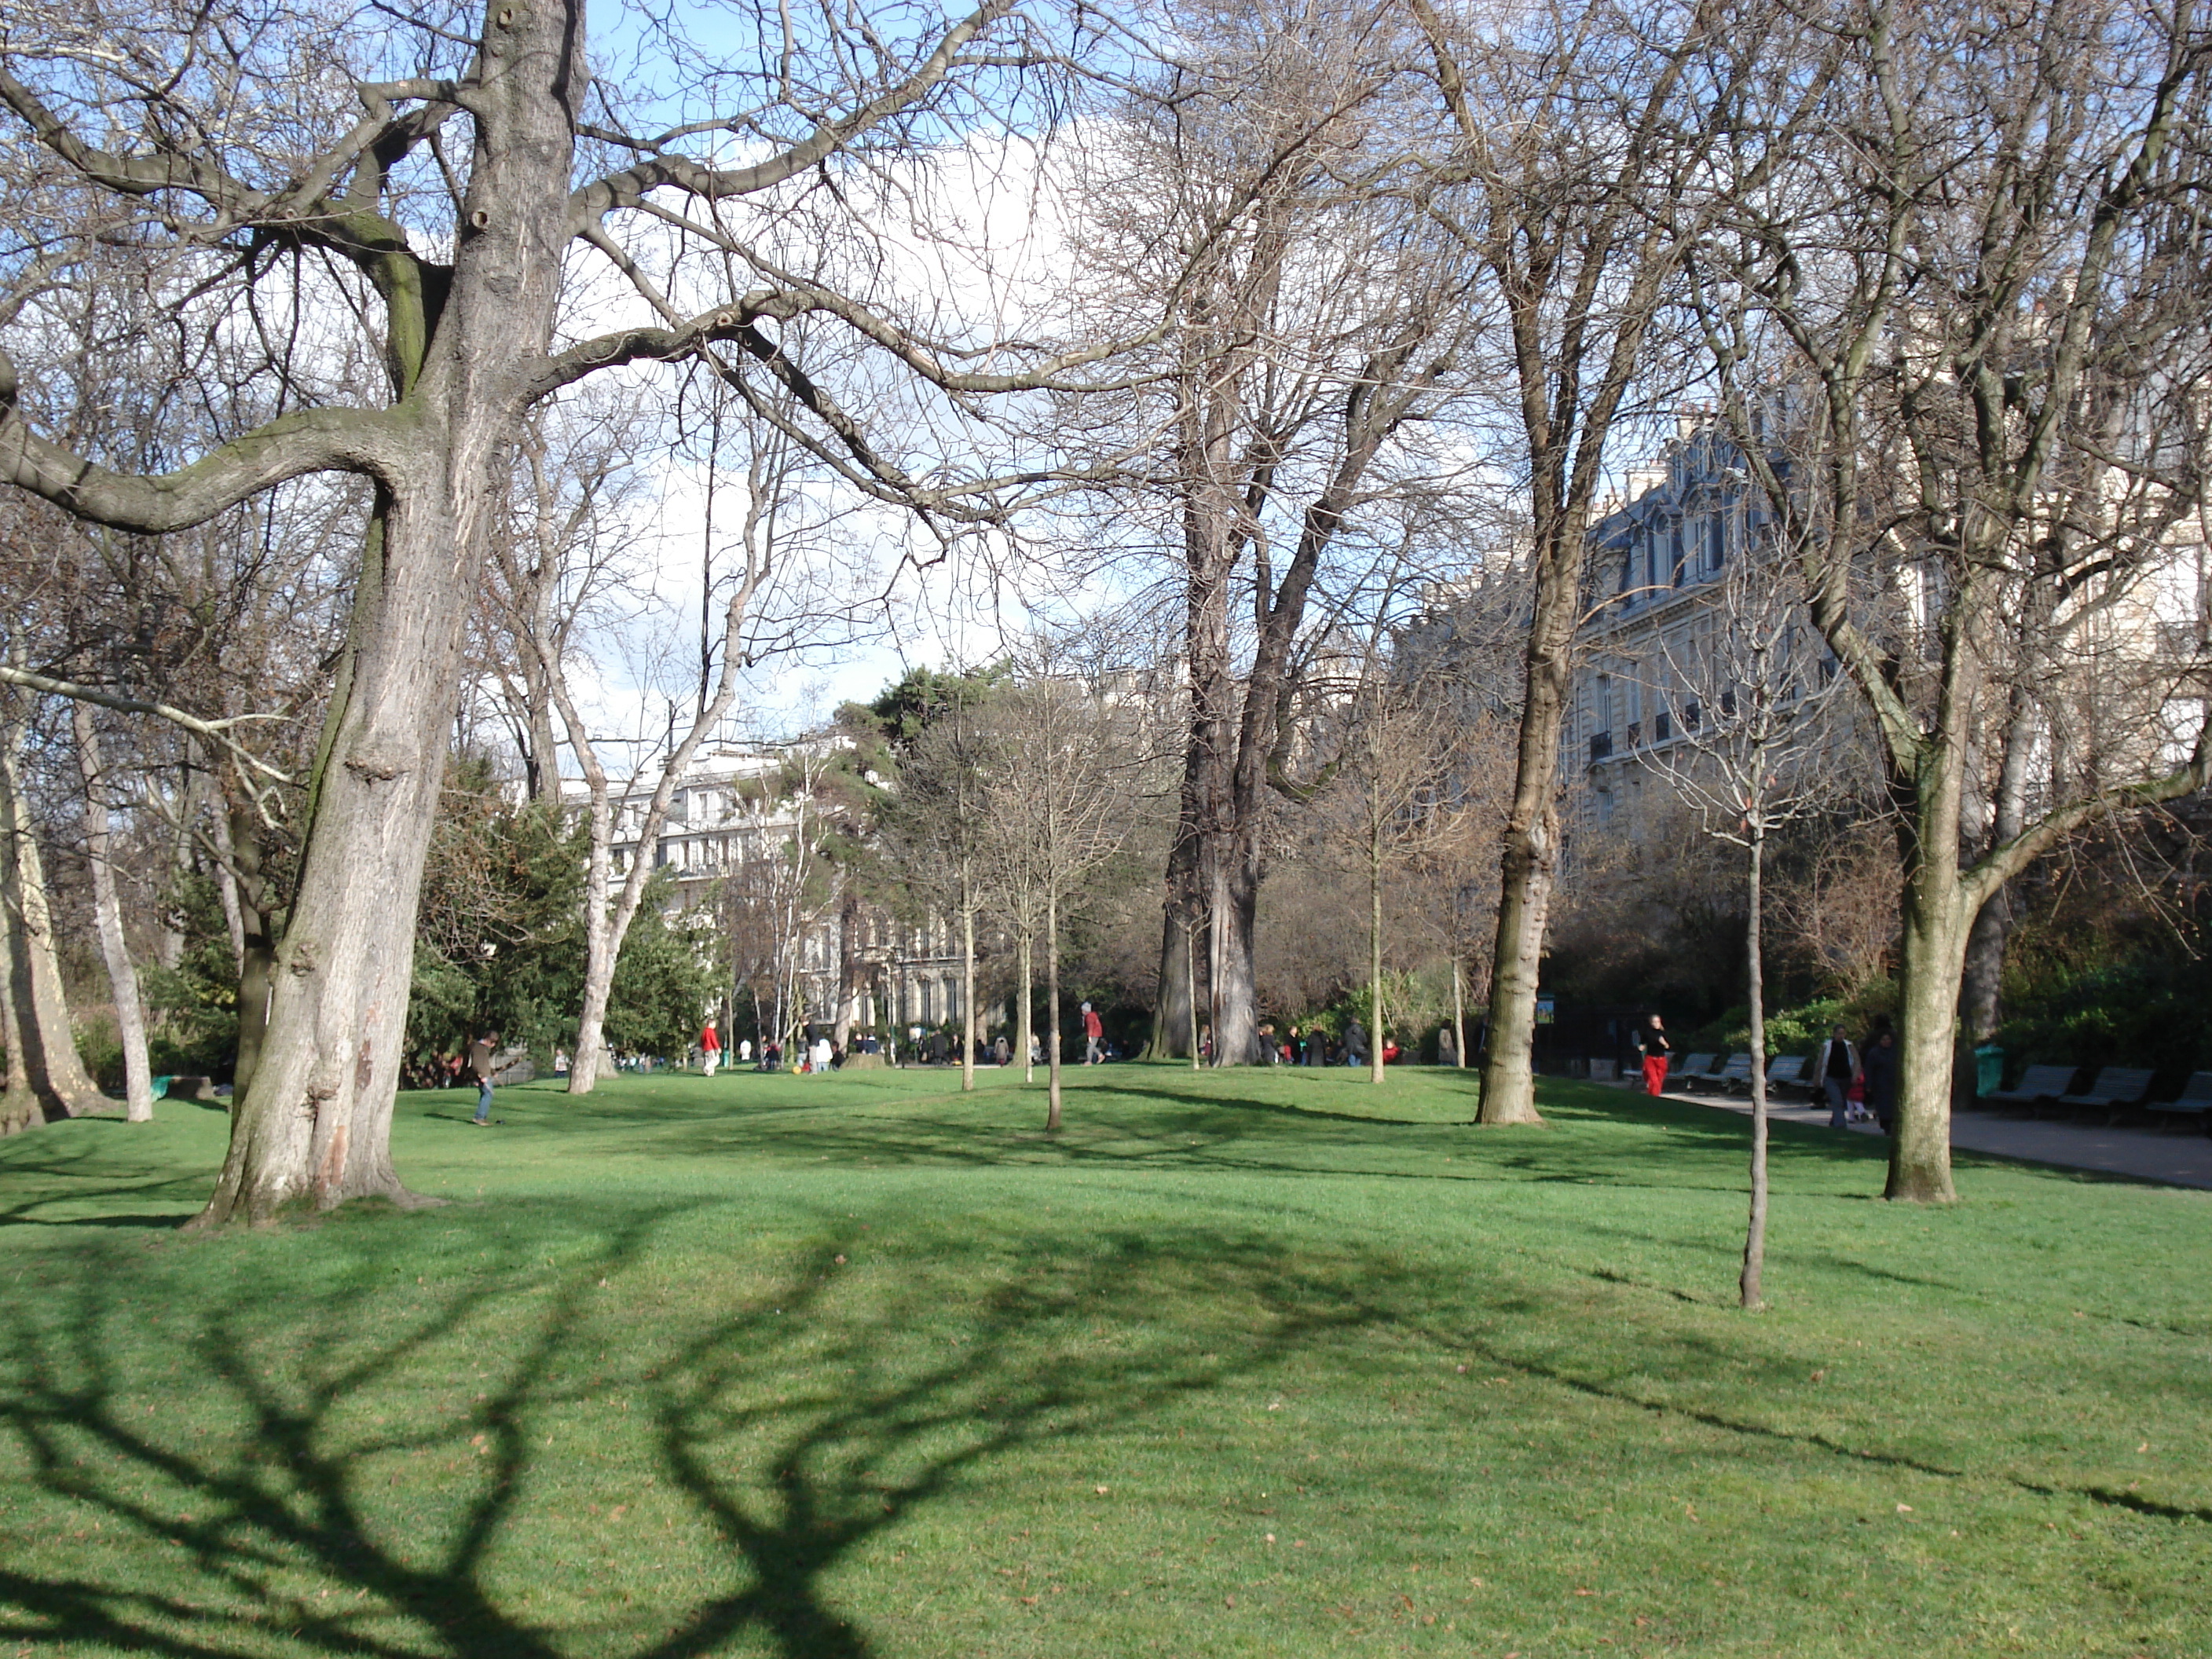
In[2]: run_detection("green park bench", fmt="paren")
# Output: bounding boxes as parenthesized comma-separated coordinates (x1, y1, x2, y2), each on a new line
(2146, 1072, 2212, 1134)
(1715, 1053, 1754, 1093)
(1763, 1054, 1811, 1097)
(2052, 1066, 2155, 1123)
(1980, 1064, 2078, 1115)
(1675, 1053, 1716, 1090)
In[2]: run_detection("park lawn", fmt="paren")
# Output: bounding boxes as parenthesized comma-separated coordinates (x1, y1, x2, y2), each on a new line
(1, 1066, 2207, 1659)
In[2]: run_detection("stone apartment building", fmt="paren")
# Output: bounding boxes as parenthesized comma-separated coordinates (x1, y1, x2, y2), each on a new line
(1561, 418, 2210, 833)
(581, 741, 969, 1039)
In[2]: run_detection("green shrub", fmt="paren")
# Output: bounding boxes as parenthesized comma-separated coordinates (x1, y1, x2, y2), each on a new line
(1690, 979, 1900, 1060)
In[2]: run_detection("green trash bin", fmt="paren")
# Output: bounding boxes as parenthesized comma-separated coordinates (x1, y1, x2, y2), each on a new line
(1974, 1043, 2004, 1099)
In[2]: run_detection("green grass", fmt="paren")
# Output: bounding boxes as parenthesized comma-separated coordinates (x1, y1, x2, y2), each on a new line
(2, 1064, 2208, 1658)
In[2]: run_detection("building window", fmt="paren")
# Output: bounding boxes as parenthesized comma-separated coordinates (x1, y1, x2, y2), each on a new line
(1654, 709, 1672, 742)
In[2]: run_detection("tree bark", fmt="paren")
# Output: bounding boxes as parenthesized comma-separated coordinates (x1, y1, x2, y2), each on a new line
(0, 911, 40, 1134)
(569, 778, 615, 1090)
(1959, 682, 2035, 1047)
(1185, 915, 1200, 1071)
(224, 803, 280, 1099)
(195, 0, 584, 1223)
(1045, 888, 1062, 1132)
(1147, 900, 1196, 1060)
(209, 801, 248, 980)
(1368, 811, 1386, 1086)
(1450, 956, 1466, 1069)
(72, 706, 153, 1122)
(1887, 825, 1968, 1204)
(1741, 831, 1769, 1310)
(0, 707, 101, 1117)
(960, 875, 976, 1093)
(1478, 788, 1557, 1125)
(1019, 932, 1033, 1084)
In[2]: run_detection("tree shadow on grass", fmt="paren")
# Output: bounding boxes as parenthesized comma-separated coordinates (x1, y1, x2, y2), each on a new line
(0, 1204, 1386, 1659)
(0, 1137, 210, 1233)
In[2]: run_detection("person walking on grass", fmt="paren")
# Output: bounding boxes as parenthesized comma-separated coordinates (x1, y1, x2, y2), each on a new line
(1816, 1024, 1857, 1130)
(469, 1030, 500, 1126)
(1082, 1002, 1104, 1065)
(1635, 1013, 1671, 1097)
(700, 1018, 722, 1078)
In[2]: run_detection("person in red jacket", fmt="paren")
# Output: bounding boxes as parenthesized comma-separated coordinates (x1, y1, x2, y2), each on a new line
(1635, 1013, 1672, 1096)
(1081, 1002, 1104, 1064)
(700, 1019, 722, 1077)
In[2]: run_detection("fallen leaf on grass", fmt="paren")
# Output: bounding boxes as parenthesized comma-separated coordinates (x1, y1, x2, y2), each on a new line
(1095, 1485, 1110, 1495)
(1895, 1503, 1913, 1513)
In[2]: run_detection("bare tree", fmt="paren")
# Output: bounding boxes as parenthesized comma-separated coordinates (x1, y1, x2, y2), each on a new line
(0, 683, 102, 1117)
(0, 0, 1131, 1220)
(515, 401, 803, 1093)
(1685, 0, 2212, 1200)
(1311, 673, 1489, 1082)
(987, 666, 1127, 1129)
(1406, 0, 1804, 1127)
(1635, 558, 1845, 1309)
(1063, 0, 1486, 1066)
(71, 703, 153, 1121)
(884, 694, 1002, 1090)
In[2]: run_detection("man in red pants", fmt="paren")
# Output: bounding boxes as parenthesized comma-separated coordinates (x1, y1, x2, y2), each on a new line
(1635, 1013, 1671, 1096)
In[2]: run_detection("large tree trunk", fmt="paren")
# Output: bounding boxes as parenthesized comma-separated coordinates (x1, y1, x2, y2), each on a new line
(195, 0, 582, 1224)
(1888, 842, 1967, 1204)
(198, 498, 473, 1221)
(1740, 832, 1768, 1310)
(1958, 685, 2035, 1049)
(1146, 903, 1196, 1060)
(0, 917, 41, 1135)
(225, 804, 280, 1098)
(0, 712, 101, 1116)
(1478, 565, 1573, 1126)
(1185, 918, 1200, 1071)
(569, 793, 615, 1093)
(72, 707, 153, 1122)
(1204, 840, 1260, 1068)
(209, 800, 248, 979)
